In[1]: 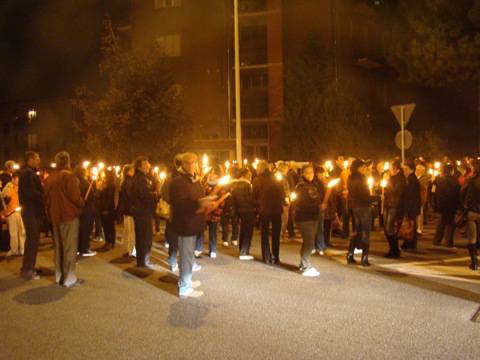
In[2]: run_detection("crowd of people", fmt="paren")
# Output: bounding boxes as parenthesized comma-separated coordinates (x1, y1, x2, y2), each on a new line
(1, 150, 479, 298)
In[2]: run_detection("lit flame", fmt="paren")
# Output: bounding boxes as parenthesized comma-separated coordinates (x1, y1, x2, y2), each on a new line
(107, 166, 112, 171)
(290, 192, 297, 201)
(327, 178, 340, 188)
(456, 160, 461, 166)
(92, 167, 99, 177)
(13, 164, 20, 170)
(243, 158, 248, 165)
(153, 166, 159, 174)
(433, 170, 439, 177)
(15, 206, 22, 212)
(51, 163, 56, 168)
(275, 173, 283, 181)
(82, 161, 90, 169)
(434, 162, 441, 170)
(383, 162, 390, 171)
(343, 160, 349, 169)
(380, 179, 388, 188)
(98, 162, 105, 170)
(225, 161, 231, 170)
(254, 158, 259, 165)
(325, 160, 333, 172)
(218, 174, 231, 186)
(202, 154, 209, 168)
(428, 168, 434, 176)
(367, 177, 374, 189)
(160, 171, 167, 180)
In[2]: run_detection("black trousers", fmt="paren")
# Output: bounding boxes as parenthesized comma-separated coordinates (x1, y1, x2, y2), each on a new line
(287, 205, 295, 237)
(101, 213, 116, 246)
(21, 211, 41, 275)
(221, 214, 239, 242)
(239, 213, 255, 256)
(324, 219, 333, 245)
(134, 215, 152, 267)
(434, 211, 456, 246)
(78, 209, 94, 253)
(260, 215, 281, 262)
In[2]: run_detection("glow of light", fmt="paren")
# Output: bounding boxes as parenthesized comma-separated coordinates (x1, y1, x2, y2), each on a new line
(225, 160, 231, 170)
(202, 154, 209, 169)
(107, 166, 112, 171)
(384, 162, 390, 171)
(218, 174, 231, 186)
(275, 173, 283, 181)
(380, 179, 388, 188)
(51, 163, 56, 168)
(328, 178, 340, 188)
(92, 167, 99, 177)
(433, 170, 439, 177)
(98, 162, 105, 170)
(367, 176, 374, 189)
(252, 162, 257, 170)
(15, 206, 22, 212)
(153, 166, 159, 174)
(114, 166, 121, 173)
(290, 192, 297, 201)
(343, 160, 349, 169)
(243, 158, 248, 165)
(160, 171, 167, 180)
(254, 158, 259, 164)
(36, 171, 40, 176)
(456, 160, 461, 166)
(203, 166, 211, 174)
(434, 162, 441, 170)
(13, 164, 20, 170)
(27, 110, 36, 120)
(325, 160, 333, 172)
(82, 161, 90, 169)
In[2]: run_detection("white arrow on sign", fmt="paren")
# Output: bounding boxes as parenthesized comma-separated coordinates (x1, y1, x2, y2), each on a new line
(391, 103, 415, 126)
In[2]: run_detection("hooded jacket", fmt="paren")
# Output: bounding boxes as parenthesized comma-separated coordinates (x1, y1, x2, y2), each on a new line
(294, 177, 321, 222)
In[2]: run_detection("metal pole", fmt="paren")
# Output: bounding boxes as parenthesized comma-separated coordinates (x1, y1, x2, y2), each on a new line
(401, 106, 405, 165)
(234, 0, 243, 165)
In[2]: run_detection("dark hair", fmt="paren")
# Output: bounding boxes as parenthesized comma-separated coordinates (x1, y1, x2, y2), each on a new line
(134, 156, 148, 169)
(24, 151, 38, 163)
(173, 153, 183, 168)
(350, 159, 365, 174)
(392, 159, 402, 171)
(237, 168, 250, 178)
(73, 167, 86, 179)
(314, 165, 325, 175)
(123, 164, 134, 177)
(443, 163, 453, 175)
(404, 160, 415, 171)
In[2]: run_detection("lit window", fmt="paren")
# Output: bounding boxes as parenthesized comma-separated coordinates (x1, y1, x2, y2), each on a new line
(154, 0, 181, 9)
(156, 34, 181, 57)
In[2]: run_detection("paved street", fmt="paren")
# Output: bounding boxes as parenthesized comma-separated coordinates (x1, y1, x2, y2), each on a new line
(0, 224, 479, 360)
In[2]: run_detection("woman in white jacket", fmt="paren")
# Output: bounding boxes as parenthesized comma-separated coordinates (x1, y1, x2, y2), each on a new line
(2, 173, 26, 256)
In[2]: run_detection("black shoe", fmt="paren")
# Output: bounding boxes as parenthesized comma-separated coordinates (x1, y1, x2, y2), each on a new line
(468, 244, 478, 271)
(361, 251, 370, 267)
(346, 253, 357, 264)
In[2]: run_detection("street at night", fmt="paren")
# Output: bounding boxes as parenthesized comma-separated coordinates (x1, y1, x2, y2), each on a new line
(1, 225, 479, 360)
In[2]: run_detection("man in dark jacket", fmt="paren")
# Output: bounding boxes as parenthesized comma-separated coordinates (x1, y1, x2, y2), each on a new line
(383, 159, 405, 258)
(463, 159, 480, 270)
(232, 168, 256, 260)
(347, 159, 372, 266)
(253, 160, 285, 264)
(131, 156, 156, 268)
(286, 162, 299, 237)
(401, 161, 421, 250)
(18, 151, 44, 280)
(170, 152, 208, 298)
(433, 163, 461, 247)
(75, 167, 96, 257)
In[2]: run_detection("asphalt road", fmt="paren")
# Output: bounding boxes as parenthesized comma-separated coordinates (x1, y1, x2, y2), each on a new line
(0, 224, 479, 360)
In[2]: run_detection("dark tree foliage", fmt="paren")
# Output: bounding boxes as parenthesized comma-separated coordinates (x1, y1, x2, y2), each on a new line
(73, 20, 188, 163)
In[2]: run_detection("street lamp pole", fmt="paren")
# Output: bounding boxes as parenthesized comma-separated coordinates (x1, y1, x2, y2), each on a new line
(234, 0, 242, 165)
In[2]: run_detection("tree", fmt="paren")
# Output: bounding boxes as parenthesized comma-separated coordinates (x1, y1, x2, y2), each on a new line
(73, 19, 188, 163)
(281, 35, 371, 160)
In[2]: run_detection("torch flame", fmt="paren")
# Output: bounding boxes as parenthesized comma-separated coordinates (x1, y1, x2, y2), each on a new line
(327, 178, 340, 188)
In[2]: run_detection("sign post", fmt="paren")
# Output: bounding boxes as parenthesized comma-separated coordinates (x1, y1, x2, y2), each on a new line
(391, 103, 415, 164)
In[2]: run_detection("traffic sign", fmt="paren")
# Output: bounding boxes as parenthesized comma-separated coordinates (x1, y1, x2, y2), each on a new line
(391, 103, 415, 126)
(395, 130, 412, 150)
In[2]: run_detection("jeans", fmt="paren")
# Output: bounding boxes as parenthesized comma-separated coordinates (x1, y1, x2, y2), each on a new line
(352, 207, 372, 249)
(260, 215, 281, 262)
(195, 233, 204, 252)
(133, 215, 152, 267)
(21, 210, 41, 276)
(297, 220, 318, 271)
(315, 210, 326, 251)
(434, 211, 455, 246)
(166, 221, 178, 267)
(239, 213, 255, 256)
(53, 218, 80, 287)
(384, 207, 401, 237)
(178, 235, 196, 295)
(207, 222, 218, 254)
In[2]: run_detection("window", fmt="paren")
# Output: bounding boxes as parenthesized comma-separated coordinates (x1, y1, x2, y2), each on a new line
(27, 133, 38, 149)
(154, 0, 181, 9)
(241, 71, 268, 90)
(156, 34, 181, 57)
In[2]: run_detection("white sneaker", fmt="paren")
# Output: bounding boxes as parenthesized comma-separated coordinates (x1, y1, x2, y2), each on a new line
(232, 241, 238, 246)
(354, 248, 362, 255)
(194, 250, 202, 257)
(192, 280, 202, 288)
(239, 255, 254, 261)
(170, 264, 179, 272)
(302, 267, 320, 277)
(180, 289, 204, 298)
(210, 252, 217, 258)
(223, 241, 229, 247)
(318, 250, 325, 256)
(193, 263, 202, 272)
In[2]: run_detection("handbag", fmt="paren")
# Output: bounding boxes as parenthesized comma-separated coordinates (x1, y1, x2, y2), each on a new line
(398, 217, 414, 241)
